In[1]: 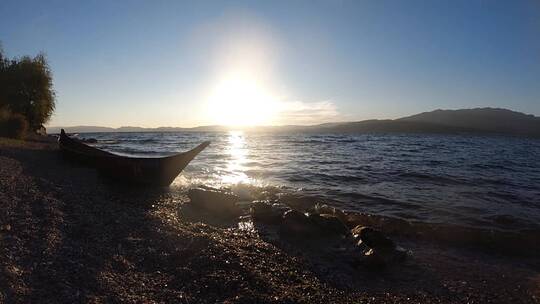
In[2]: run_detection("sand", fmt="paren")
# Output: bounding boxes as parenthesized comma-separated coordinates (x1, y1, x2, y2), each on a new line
(1, 137, 539, 303)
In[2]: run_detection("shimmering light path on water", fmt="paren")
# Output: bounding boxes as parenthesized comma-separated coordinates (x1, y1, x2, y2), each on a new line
(84, 131, 540, 232)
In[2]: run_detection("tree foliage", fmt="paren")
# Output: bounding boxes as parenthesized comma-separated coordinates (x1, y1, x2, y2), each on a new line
(0, 45, 56, 130)
(0, 107, 29, 139)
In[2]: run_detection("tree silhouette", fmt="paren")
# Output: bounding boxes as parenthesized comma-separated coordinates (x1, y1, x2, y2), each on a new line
(0, 44, 56, 131)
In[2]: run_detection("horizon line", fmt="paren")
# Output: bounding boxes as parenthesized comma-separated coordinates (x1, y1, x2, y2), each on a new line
(46, 107, 539, 130)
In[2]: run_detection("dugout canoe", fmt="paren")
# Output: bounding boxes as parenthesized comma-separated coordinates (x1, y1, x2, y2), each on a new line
(59, 129, 210, 186)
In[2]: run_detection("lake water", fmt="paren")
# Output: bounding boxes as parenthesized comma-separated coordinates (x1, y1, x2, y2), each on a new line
(80, 131, 540, 232)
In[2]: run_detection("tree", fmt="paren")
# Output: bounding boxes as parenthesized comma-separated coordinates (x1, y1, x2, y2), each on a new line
(0, 45, 56, 130)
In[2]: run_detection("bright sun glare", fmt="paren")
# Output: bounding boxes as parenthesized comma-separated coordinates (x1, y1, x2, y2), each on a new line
(206, 74, 278, 126)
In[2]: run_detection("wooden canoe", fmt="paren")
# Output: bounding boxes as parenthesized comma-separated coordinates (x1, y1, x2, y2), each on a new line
(59, 129, 210, 186)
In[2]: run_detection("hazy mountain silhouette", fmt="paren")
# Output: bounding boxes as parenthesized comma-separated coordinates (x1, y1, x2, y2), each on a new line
(398, 108, 540, 136)
(50, 108, 540, 137)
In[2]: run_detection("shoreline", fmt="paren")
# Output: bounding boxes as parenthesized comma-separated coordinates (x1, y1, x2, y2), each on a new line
(1, 138, 539, 303)
(204, 182, 540, 258)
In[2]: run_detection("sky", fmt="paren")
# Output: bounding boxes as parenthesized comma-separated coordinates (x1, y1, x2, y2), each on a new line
(1, 0, 539, 127)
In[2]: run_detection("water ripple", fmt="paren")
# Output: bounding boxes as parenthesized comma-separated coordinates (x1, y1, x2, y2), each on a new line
(86, 131, 540, 232)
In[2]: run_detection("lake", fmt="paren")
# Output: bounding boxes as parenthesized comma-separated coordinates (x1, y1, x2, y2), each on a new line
(80, 131, 540, 232)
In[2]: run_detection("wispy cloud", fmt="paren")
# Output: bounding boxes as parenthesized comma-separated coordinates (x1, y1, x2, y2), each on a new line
(274, 100, 341, 125)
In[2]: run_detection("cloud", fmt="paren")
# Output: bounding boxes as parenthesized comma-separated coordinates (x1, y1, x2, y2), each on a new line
(274, 100, 341, 125)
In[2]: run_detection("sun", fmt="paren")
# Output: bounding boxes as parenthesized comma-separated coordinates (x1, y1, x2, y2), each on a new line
(206, 74, 278, 126)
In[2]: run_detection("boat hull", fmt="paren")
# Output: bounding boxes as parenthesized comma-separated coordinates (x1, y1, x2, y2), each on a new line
(59, 130, 210, 186)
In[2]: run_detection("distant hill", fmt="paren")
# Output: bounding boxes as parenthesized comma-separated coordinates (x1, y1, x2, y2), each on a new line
(304, 108, 540, 137)
(48, 108, 540, 138)
(47, 125, 230, 134)
(308, 119, 473, 134)
(397, 108, 540, 136)
(48, 126, 117, 133)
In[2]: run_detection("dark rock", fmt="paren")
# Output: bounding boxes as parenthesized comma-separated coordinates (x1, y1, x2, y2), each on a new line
(188, 188, 240, 215)
(279, 210, 313, 237)
(279, 210, 350, 239)
(231, 184, 254, 201)
(308, 213, 349, 236)
(251, 200, 289, 224)
(272, 202, 291, 214)
(250, 200, 272, 218)
(362, 247, 407, 269)
(277, 193, 316, 211)
(352, 226, 395, 249)
(350, 226, 407, 269)
(312, 203, 348, 224)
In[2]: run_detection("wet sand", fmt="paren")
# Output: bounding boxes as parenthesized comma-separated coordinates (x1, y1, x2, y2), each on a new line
(1, 138, 539, 303)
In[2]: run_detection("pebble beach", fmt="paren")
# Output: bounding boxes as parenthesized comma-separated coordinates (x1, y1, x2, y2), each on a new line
(1, 137, 539, 303)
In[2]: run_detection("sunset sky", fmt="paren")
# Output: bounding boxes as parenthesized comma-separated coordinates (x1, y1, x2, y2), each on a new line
(1, 0, 539, 127)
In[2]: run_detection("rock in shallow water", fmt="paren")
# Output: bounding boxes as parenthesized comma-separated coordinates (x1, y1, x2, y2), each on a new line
(361, 247, 407, 269)
(352, 226, 395, 249)
(312, 203, 348, 224)
(277, 193, 317, 211)
(350, 225, 407, 268)
(279, 210, 350, 239)
(187, 188, 241, 215)
(280, 210, 313, 237)
(250, 200, 290, 224)
(308, 213, 349, 236)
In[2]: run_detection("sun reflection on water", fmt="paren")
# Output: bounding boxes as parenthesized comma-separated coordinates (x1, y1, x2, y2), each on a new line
(220, 131, 251, 185)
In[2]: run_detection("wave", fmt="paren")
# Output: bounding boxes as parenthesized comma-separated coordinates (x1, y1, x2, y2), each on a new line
(396, 171, 465, 185)
(344, 211, 540, 257)
(98, 131, 540, 234)
(283, 139, 326, 144)
(218, 182, 540, 256)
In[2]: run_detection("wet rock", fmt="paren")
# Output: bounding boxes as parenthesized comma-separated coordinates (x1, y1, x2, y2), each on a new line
(231, 184, 255, 201)
(277, 193, 316, 211)
(258, 190, 273, 200)
(188, 188, 240, 215)
(308, 213, 349, 236)
(362, 247, 407, 269)
(353, 226, 395, 249)
(251, 200, 289, 224)
(279, 210, 350, 239)
(350, 226, 407, 268)
(279, 210, 313, 237)
(312, 203, 348, 224)
(272, 202, 291, 214)
(234, 201, 253, 212)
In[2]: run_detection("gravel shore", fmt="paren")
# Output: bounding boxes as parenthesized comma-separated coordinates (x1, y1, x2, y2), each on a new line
(1, 138, 539, 303)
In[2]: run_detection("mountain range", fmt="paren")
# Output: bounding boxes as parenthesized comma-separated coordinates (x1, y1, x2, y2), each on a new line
(49, 108, 540, 138)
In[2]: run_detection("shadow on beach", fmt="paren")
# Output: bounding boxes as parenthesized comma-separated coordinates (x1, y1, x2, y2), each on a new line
(0, 143, 334, 302)
(1, 141, 539, 303)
